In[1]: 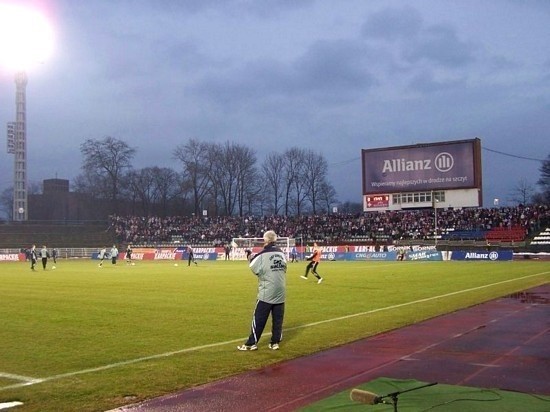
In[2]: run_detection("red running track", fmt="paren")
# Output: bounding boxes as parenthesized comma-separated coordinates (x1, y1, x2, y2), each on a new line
(113, 284, 549, 412)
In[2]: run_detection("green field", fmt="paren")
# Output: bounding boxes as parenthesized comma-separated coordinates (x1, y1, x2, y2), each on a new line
(0, 259, 548, 411)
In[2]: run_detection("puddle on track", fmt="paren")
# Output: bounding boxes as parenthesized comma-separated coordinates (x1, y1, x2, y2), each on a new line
(506, 291, 549, 304)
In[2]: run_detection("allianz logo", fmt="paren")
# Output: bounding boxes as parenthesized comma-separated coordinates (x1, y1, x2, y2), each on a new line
(465, 251, 499, 260)
(381, 152, 454, 173)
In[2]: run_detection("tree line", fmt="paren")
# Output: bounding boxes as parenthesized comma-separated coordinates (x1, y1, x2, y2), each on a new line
(73, 136, 340, 217)
(1, 136, 548, 220)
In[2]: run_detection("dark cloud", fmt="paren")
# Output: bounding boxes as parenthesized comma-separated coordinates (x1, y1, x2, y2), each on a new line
(403, 25, 477, 67)
(192, 38, 376, 108)
(1, 0, 549, 213)
(362, 6, 423, 41)
(363, 7, 476, 68)
(293, 39, 375, 96)
(408, 71, 466, 93)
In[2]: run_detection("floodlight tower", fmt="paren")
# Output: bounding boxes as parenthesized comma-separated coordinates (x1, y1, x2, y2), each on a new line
(11, 71, 28, 221)
(1, 3, 54, 221)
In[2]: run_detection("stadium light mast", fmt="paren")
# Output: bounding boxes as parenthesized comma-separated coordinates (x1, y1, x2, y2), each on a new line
(0, 4, 54, 221)
(11, 71, 28, 221)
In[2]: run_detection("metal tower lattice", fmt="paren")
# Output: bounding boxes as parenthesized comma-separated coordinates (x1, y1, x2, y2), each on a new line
(12, 71, 28, 221)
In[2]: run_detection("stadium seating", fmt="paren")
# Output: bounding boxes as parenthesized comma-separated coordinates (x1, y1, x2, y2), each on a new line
(441, 229, 488, 241)
(485, 226, 526, 242)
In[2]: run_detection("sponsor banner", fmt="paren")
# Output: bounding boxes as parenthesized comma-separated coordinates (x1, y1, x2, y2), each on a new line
(0, 253, 26, 262)
(154, 250, 183, 260)
(92, 249, 182, 260)
(178, 246, 220, 261)
(130, 252, 145, 260)
(321, 252, 339, 261)
(181, 251, 218, 261)
(406, 250, 443, 261)
(352, 251, 398, 261)
(318, 248, 440, 261)
(362, 139, 478, 194)
(450, 250, 513, 261)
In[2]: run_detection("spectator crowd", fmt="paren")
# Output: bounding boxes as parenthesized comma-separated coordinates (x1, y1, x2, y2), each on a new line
(108, 204, 549, 247)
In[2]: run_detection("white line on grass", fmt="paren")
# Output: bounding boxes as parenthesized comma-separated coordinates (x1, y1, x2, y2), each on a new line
(284, 272, 548, 330)
(0, 401, 24, 410)
(0, 373, 43, 385)
(1, 271, 547, 392)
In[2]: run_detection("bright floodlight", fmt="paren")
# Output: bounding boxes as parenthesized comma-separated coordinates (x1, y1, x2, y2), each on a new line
(0, 3, 54, 71)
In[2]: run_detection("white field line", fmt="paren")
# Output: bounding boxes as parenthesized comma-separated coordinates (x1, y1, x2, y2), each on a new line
(0, 372, 43, 385)
(1, 271, 547, 392)
(0, 402, 24, 410)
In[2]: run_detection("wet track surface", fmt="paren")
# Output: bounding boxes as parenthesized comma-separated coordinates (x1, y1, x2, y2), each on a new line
(112, 284, 549, 412)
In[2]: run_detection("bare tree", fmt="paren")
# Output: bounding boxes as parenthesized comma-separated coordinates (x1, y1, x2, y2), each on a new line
(123, 166, 181, 216)
(79, 136, 136, 214)
(262, 152, 285, 215)
(234, 145, 257, 217)
(318, 181, 338, 213)
(126, 168, 158, 216)
(207, 142, 257, 216)
(509, 178, 535, 205)
(173, 139, 213, 216)
(243, 179, 263, 215)
(283, 147, 307, 215)
(303, 150, 329, 214)
(208, 142, 239, 216)
(537, 154, 550, 203)
(151, 167, 182, 216)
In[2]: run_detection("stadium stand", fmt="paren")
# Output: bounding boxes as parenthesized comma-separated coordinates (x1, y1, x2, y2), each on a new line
(441, 229, 488, 241)
(1, 205, 547, 252)
(485, 226, 527, 242)
(108, 204, 549, 248)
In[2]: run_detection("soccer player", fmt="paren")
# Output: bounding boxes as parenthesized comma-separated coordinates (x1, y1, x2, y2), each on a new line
(40, 245, 50, 270)
(98, 247, 107, 267)
(301, 242, 323, 284)
(187, 246, 198, 266)
(125, 245, 133, 264)
(290, 246, 298, 262)
(238, 230, 287, 351)
(30, 245, 38, 271)
(110, 245, 119, 264)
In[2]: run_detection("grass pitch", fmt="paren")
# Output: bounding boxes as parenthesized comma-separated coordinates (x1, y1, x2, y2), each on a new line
(0, 259, 548, 411)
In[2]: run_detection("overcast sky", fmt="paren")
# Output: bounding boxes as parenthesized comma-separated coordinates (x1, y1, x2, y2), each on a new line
(0, 0, 549, 212)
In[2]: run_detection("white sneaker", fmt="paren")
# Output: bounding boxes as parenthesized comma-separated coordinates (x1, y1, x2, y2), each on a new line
(317, 278, 323, 284)
(300, 276, 308, 280)
(237, 344, 258, 351)
(268, 343, 279, 350)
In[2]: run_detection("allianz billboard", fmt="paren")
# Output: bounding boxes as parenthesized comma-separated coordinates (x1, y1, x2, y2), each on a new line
(362, 138, 481, 195)
(448, 250, 513, 261)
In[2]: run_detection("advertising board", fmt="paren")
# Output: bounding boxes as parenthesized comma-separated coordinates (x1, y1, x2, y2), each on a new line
(449, 250, 513, 261)
(362, 138, 481, 195)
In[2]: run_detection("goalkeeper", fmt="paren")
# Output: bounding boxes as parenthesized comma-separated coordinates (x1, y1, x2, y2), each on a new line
(301, 242, 323, 284)
(238, 230, 287, 351)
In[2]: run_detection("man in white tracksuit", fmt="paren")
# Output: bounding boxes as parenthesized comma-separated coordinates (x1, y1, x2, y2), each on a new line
(238, 230, 287, 351)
